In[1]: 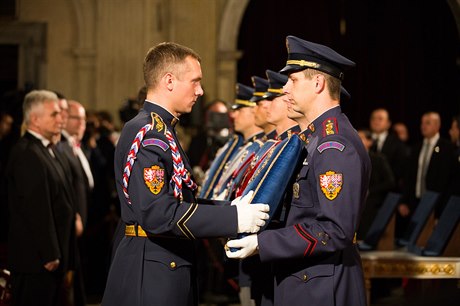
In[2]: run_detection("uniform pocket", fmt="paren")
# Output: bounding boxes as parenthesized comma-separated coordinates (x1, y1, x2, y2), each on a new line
(291, 264, 334, 283)
(142, 248, 194, 304)
(144, 245, 192, 271)
(277, 264, 335, 305)
(290, 167, 315, 208)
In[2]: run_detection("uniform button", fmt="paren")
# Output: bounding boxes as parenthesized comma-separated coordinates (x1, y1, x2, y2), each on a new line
(170, 261, 176, 269)
(302, 274, 308, 282)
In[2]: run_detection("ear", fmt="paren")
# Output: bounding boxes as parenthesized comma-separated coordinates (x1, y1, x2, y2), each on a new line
(315, 74, 326, 94)
(29, 112, 39, 125)
(164, 72, 175, 91)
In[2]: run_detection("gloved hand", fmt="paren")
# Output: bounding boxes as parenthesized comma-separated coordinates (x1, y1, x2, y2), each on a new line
(225, 234, 259, 259)
(230, 190, 253, 206)
(234, 190, 269, 233)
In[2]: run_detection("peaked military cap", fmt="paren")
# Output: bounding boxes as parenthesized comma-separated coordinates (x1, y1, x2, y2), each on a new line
(280, 35, 355, 80)
(232, 83, 256, 110)
(263, 69, 288, 100)
(250, 76, 270, 103)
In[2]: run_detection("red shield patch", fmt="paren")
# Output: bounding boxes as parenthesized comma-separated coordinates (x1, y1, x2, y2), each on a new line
(144, 165, 165, 195)
(319, 170, 343, 200)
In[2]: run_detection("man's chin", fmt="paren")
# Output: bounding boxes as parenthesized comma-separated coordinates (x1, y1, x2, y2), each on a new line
(287, 110, 302, 119)
(177, 108, 192, 116)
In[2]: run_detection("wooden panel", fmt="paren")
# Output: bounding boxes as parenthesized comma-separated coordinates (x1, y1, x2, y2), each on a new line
(443, 223, 460, 257)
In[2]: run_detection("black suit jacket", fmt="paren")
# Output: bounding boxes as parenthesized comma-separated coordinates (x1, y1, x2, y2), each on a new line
(403, 137, 457, 215)
(357, 151, 395, 239)
(57, 134, 90, 226)
(372, 133, 409, 189)
(7, 132, 76, 273)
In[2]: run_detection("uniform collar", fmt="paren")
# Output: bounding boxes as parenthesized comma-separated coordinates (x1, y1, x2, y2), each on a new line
(299, 127, 314, 144)
(265, 129, 277, 141)
(310, 105, 341, 136)
(310, 106, 341, 131)
(143, 100, 180, 127)
(245, 131, 265, 144)
(277, 125, 300, 140)
(299, 106, 341, 143)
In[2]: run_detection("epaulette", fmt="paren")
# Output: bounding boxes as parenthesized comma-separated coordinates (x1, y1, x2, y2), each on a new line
(321, 117, 339, 137)
(150, 112, 166, 135)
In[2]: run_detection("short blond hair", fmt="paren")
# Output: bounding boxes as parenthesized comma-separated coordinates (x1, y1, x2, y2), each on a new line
(143, 42, 201, 89)
(303, 68, 341, 100)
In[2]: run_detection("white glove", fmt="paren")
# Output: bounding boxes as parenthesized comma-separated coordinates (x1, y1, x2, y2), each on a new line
(234, 191, 269, 233)
(231, 190, 253, 206)
(225, 234, 259, 259)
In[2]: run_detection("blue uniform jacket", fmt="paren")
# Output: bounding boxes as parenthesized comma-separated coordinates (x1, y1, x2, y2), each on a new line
(257, 106, 371, 306)
(102, 102, 238, 306)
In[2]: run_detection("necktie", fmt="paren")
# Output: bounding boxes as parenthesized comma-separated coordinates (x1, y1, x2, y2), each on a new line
(419, 140, 430, 196)
(47, 143, 56, 158)
(376, 135, 384, 152)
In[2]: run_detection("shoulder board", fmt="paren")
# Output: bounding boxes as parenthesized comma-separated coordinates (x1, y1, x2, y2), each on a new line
(322, 117, 339, 137)
(150, 112, 166, 134)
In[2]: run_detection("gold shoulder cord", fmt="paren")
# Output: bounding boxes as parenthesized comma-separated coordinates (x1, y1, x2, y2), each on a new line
(150, 112, 166, 134)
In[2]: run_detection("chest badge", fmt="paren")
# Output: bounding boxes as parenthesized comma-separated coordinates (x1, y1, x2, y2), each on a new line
(144, 165, 165, 195)
(319, 170, 342, 200)
(293, 182, 300, 199)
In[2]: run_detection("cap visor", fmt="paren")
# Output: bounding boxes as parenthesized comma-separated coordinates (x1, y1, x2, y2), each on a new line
(262, 93, 278, 100)
(279, 64, 306, 75)
(250, 96, 266, 102)
(231, 104, 246, 110)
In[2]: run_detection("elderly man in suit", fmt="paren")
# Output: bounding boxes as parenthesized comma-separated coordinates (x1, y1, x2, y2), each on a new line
(399, 112, 457, 221)
(7, 90, 77, 306)
(58, 100, 93, 230)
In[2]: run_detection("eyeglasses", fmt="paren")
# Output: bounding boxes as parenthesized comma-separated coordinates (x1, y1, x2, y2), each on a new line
(69, 116, 86, 121)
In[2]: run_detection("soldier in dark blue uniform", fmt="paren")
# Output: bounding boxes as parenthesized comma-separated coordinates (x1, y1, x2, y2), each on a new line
(251, 76, 276, 140)
(226, 36, 371, 306)
(231, 83, 265, 142)
(264, 69, 300, 140)
(239, 69, 301, 306)
(212, 83, 264, 200)
(198, 93, 247, 199)
(102, 42, 269, 306)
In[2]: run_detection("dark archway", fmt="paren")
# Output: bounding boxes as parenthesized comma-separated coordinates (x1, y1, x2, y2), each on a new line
(238, 0, 460, 142)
